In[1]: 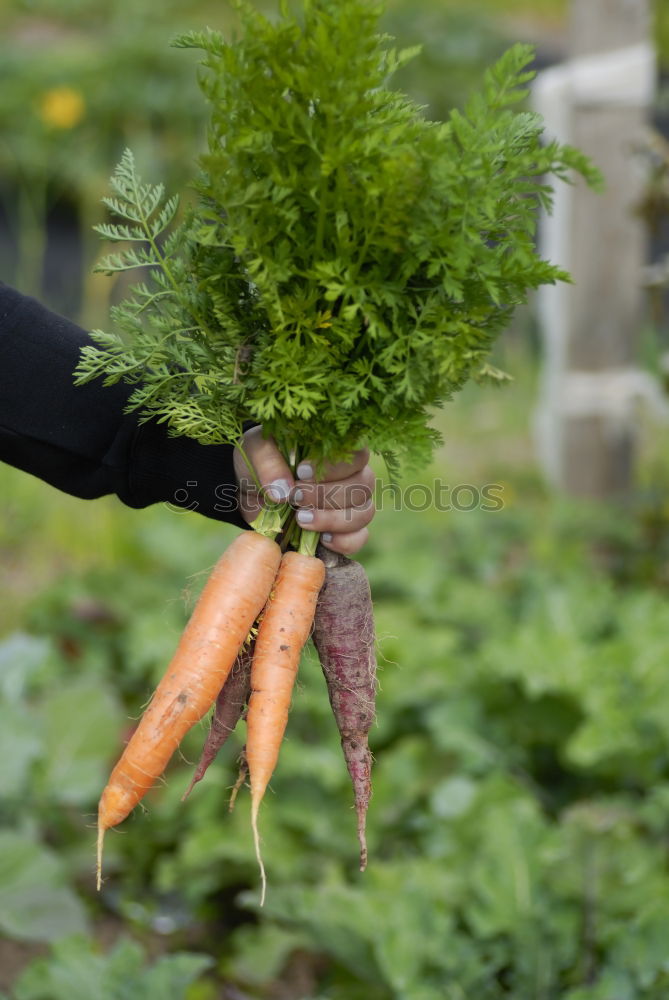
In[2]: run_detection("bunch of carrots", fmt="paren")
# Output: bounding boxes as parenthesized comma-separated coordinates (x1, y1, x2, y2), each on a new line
(85, 0, 598, 905)
(96, 515, 377, 904)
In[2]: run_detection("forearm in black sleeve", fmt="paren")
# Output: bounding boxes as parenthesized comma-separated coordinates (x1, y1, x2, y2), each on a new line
(0, 282, 246, 527)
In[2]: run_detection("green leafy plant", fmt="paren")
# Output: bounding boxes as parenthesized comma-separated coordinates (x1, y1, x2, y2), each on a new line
(75, 0, 600, 477)
(6, 451, 669, 994)
(12, 935, 212, 1000)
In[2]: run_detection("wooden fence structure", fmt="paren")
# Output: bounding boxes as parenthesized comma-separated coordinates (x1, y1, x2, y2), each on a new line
(533, 0, 657, 498)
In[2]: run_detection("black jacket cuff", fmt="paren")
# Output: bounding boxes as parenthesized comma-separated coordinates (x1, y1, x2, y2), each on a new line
(124, 419, 248, 529)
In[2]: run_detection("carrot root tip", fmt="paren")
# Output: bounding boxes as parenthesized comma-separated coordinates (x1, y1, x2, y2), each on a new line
(181, 774, 199, 802)
(96, 825, 105, 892)
(358, 834, 368, 872)
(229, 761, 247, 813)
(251, 798, 267, 907)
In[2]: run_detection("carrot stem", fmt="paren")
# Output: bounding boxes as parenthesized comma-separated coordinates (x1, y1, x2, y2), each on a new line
(298, 527, 320, 558)
(250, 506, 284, 538)
(280, 511, 298, 552)
(234, 439, 263, 494)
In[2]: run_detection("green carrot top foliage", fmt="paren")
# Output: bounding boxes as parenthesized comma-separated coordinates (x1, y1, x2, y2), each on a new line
(76, 0, 599, 470)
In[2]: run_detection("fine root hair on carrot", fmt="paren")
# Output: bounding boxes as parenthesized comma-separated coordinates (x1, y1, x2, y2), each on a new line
(179, 564, 215, 612)
(177, 747, 196, 767)
(96, 531, 282, 882)
(245, 550, 326, 905)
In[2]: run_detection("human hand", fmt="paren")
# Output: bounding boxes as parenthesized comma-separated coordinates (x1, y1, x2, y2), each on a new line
(233, 426, 375, 555)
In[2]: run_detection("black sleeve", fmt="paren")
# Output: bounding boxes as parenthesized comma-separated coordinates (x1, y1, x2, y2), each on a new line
(0, 282, 247, 527)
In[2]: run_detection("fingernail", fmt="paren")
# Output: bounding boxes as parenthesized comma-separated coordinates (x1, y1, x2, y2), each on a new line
(321, 532, 333, 543)
(297, 509, 314, 525)
(266, 478, 291, 502)
(297, 462, 314, 480)
(292, 488, 304, 504)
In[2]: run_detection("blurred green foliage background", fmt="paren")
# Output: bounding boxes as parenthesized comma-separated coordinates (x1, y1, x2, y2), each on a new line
(3, 1, 669, 998)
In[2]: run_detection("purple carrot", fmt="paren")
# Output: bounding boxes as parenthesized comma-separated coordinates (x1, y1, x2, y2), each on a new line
(182, 640, 254, 801)
(312, 543, 377, 871)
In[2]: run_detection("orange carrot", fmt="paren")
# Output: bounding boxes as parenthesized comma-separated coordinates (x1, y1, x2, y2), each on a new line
(96, 531, 281, 888)
(245, 550, 326, 904)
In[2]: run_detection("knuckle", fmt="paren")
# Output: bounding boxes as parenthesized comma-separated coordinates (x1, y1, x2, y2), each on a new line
(330, 532, 355, 554)
(293, 482, 316, 505)
(257, 447, 283, 475)
(241, 425, 266, 453)
(346, 482, 371, 509)
(318, 483, 335, 508)
(360, 465, 376, 491)
(337, 527, 369, 554)
(360, 501, 375, 527)
(243, 429, 281, 472)
(356, 527, 371, 551)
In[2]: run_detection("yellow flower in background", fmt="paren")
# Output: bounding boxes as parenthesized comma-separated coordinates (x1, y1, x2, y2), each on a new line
(38, 86, 85, 130)
(496, 481, 514, 508)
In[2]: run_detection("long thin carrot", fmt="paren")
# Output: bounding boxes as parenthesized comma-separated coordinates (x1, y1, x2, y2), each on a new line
(245, 550, 325, 905)
(96, 530, 281, 889)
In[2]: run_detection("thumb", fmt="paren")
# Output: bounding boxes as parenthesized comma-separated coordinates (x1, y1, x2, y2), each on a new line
(234, 427, 295, 521)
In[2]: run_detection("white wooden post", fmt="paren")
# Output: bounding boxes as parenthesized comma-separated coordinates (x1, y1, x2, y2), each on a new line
(533, 0, 656, 498)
